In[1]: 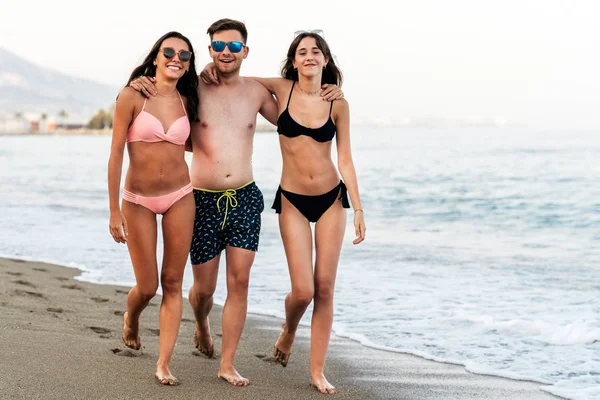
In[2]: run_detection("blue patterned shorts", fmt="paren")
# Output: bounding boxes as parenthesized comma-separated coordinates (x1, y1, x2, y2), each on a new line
(190, 181, 264, 265)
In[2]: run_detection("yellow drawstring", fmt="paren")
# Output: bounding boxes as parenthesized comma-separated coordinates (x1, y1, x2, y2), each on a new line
(216, 189, 238, 230)
(193, 181, 254, 231)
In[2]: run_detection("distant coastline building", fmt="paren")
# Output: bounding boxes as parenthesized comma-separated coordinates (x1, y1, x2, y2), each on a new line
(0, 112, 86, 134)
(0, 114, 28, 134)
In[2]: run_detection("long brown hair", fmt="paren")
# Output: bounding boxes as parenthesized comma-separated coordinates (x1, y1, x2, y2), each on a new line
(281, 33, 343, 86)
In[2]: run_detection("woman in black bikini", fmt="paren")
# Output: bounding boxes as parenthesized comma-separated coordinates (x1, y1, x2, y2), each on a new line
(246, 31, 365, 394)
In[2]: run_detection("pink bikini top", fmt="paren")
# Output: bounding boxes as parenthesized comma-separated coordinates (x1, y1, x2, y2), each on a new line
(126, 93, 190, 146)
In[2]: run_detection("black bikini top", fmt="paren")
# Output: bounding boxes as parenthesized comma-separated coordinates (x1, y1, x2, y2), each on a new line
(277, 81, 336, 143)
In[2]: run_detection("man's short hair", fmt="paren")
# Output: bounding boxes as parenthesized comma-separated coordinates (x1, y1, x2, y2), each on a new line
(207, 18, 248, 43)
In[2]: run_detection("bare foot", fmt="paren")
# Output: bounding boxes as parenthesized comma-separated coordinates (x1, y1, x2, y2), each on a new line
(122, 312, 140, 350)
(311, 374, 337, 395)
(154, 364, 179, 386)
(193, 318, 214, 358)
(273, 322, 295, 367)
(218, 366, 249, 387)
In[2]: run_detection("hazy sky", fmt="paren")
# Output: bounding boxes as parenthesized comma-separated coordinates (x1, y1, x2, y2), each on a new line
(1, 0, 599, 129)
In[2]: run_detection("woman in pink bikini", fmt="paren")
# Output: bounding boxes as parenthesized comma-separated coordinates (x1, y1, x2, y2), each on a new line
(107, 31, 199, 385)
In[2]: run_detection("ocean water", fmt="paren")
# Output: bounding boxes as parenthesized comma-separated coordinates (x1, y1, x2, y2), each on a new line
(1, 128, 598, 399)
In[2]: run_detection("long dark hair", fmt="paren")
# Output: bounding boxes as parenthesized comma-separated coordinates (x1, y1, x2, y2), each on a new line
(281, 33, 343, 86)
(126, 31, 199, 122)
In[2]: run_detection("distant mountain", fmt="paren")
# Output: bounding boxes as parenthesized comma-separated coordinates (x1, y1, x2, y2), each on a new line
(0, 47, 119, 122)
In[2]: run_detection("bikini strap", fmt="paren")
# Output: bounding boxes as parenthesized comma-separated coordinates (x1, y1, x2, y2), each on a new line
(286, 81, 295, 108)
(176, 91, 187, 116)
(141, 97, 147, 111)
(329, 99, 335, 116)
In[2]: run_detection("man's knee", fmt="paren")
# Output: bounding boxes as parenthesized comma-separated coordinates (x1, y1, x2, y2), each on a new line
(227, 270, 250, 293)
(224, 248, 255, 293)
(190, 258, 220, 301)
(190, 280, 216, 301)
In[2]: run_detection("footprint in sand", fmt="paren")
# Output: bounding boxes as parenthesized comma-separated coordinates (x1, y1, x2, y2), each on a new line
(111, 348, 143, 357)
(181, 318, 195, 323)
(55, 277, 69, 282)
(260, 355, 283, 364)
(113, 310, 124, 316)
(61, 284, 83, 291)
(89, 326, 112, 335)
(192, 349, 220, 359)
(14, 289, 46, 299)
(115, 289, 129, 295)
(46, 307, 63, 313)
(33, 268, 48, 272)
(13, 280, 37, 288)
(91, 297, 109, 303)
(147, 328, 160, 336)
(10, 259, 25, 263)
(7, 271, 23, 276)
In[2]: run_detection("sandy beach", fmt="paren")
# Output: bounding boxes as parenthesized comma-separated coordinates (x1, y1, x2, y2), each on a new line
(0, 257, 561, 399)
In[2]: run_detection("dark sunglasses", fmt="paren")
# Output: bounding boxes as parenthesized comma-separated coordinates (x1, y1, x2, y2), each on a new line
(161, 47, 192, 62)
(211, 41, 246, 53)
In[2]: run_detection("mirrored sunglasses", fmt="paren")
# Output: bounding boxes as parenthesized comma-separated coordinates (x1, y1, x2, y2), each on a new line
(211, 41, 246, 53)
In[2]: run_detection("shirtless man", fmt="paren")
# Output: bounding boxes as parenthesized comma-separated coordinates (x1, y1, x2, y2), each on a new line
(131, 19, 342, 386)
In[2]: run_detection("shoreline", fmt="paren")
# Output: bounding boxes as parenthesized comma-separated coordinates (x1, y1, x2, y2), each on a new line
(0, 253, 554, 385)
(0, 256, 564, 399)
(0, 124, 278, 136)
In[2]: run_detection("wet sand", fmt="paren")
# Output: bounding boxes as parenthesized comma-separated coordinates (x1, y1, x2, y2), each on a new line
(0, 257, 561, 399)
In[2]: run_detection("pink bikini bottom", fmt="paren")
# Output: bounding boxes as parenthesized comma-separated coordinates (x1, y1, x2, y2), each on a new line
(123, 183, 193, 214)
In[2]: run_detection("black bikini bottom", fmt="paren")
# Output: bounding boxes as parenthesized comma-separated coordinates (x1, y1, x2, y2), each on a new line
(272, 181, 350, 223)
